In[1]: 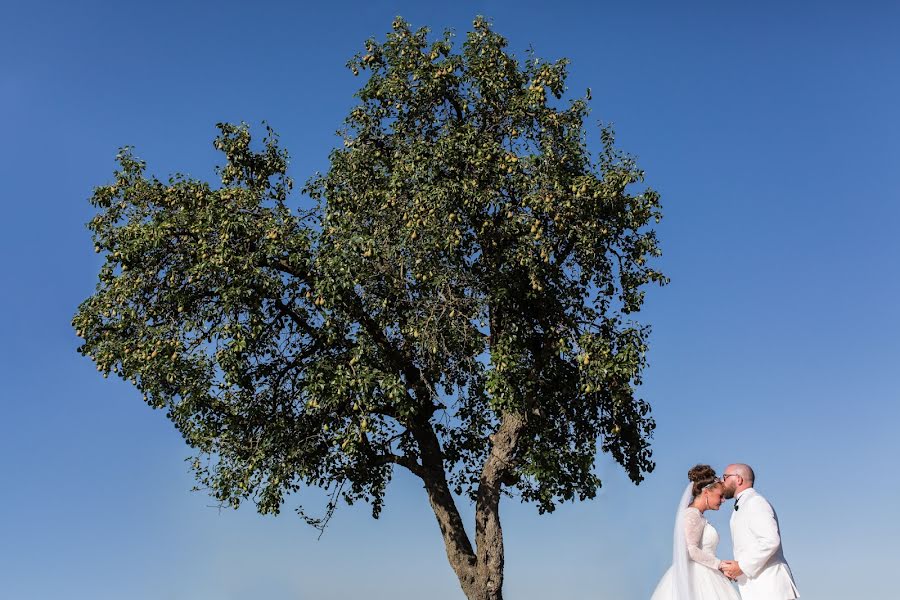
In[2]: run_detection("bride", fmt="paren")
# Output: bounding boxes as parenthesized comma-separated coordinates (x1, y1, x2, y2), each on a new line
(650, 465, 741, 600)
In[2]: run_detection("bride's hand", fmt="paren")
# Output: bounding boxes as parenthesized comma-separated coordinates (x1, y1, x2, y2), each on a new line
(719, 560, 743, 580)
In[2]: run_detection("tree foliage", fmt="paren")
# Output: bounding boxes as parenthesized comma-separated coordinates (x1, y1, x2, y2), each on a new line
(74, 16, 665, 598)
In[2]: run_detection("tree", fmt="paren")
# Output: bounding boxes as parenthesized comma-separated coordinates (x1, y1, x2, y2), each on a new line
(73, 17, 666, 600)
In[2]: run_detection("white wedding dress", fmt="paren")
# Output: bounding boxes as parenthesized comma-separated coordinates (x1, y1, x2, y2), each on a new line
(650, 505, 741, 600)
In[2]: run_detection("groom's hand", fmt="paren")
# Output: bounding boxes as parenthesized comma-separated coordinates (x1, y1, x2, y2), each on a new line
(720, 561, 744, 580)
(718, 560, 733, 579)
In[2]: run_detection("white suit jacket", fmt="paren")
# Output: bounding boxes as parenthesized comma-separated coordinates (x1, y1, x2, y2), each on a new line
(730, 488, 799, 600)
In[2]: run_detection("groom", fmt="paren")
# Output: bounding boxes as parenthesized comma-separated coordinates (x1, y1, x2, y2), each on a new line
(719, 464, 799, 599)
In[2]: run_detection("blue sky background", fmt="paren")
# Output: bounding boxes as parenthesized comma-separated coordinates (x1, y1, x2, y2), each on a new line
(2, 1, 898, 598)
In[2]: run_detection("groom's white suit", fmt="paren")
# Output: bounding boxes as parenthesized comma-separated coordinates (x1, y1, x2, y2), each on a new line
(730, 488, 799, 599)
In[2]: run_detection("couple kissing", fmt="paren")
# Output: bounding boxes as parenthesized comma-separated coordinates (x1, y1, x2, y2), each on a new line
(650, 464, 800, 600)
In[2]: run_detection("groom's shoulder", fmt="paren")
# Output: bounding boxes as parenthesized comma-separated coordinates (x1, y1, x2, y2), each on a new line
(744, 489, 775, 509)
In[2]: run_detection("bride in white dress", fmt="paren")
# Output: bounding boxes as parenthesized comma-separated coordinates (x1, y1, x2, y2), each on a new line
(651, 465, 742, 600)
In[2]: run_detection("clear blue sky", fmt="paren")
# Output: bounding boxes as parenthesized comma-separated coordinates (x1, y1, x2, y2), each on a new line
(2, 1, 898, 598)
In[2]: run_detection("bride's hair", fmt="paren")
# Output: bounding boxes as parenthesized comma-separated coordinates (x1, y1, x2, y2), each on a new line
(687, 464, 721, 497)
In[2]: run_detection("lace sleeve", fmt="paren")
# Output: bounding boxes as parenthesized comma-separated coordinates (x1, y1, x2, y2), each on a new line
(683, 509, 721, 570)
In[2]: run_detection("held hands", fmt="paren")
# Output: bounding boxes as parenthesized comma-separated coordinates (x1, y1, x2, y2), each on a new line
(719, 560, 743, 581)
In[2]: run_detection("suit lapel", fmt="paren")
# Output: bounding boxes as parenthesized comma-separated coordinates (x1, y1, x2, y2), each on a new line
(731, 489, 754, 552)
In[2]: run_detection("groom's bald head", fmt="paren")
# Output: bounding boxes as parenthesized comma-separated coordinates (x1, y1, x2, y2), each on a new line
(730, 463, 755, 484)
(722, 463, 755, 498)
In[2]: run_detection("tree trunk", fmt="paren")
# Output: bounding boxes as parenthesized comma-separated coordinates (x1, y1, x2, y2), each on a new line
(413, 412, 525, 600)
(473, 412, 524, 600)
(412, 422, 480, 597)
(425, 472, 481, 600)
(421, 472, 507, 600)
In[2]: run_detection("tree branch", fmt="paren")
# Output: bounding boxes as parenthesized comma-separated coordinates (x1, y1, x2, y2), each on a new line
(371, 453, 427, 479)
(446, 94, 464, 121)
(265, 258, 429, 405)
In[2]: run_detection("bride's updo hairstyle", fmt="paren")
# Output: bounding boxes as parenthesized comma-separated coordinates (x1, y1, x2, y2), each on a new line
(688, 464, 721, 498)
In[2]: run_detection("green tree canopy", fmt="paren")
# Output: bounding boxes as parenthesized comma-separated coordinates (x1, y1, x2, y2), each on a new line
(74, 17, 666, 600)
